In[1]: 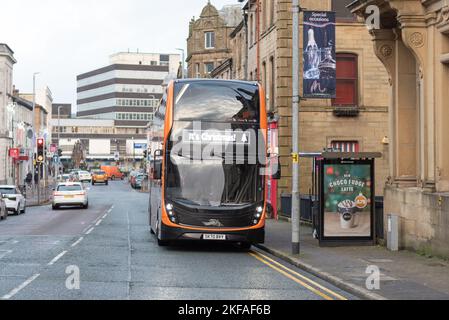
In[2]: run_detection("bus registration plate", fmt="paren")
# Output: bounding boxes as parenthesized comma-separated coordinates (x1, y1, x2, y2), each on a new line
(203, 234, 226, 241)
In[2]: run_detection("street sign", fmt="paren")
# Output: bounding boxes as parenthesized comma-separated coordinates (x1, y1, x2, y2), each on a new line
(9, 148, 20, 159)
(50, 144, 57, 153)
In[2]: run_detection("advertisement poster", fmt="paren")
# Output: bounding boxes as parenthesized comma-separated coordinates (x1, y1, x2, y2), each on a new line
(303, 11, 336, 99)
(323, 162, 372, 238)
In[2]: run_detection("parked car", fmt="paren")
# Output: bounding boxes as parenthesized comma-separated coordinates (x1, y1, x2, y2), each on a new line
(0, 185, 26, 215)
(128, 170, 143, 183)
(0, 197, 7, 220)
(101, 166, 124, 180)
(52, 182, 88, 210)
(76, 171, 92, 183)
(132, 174, 147, 189)
(91, 170, 108, 185)
(57, 174, 71, 182)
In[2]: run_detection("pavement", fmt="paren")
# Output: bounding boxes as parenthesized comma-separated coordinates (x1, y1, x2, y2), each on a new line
(257, 219, 449, 300)
(0, 181, 357, 300)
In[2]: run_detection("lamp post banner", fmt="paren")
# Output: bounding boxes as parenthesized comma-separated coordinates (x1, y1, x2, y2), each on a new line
(303, 11, 336, 99)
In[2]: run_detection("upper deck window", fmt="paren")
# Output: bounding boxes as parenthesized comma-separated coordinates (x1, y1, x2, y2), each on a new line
(173, 82, 260, 122)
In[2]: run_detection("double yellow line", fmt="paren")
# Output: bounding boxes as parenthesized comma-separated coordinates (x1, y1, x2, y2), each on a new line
(249, 250, 348, 300)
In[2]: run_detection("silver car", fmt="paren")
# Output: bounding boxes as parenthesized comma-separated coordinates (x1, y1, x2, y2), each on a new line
(0, 185, 26, 215)
(52, 182, 89, 210)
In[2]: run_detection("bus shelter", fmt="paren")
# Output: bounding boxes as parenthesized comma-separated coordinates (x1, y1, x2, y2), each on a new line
(311, 152, 382, 247)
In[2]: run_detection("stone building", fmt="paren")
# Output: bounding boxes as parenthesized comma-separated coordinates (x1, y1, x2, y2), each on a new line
(207, 1, 390, 203)
(187, 2, 243, 78)
(348, 0, 449, 257)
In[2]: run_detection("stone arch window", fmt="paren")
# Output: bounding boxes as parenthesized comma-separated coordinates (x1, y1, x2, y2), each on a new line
(332, 53, 358, 107)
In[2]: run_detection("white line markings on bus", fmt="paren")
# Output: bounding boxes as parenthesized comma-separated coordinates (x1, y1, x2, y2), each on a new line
(1, 273, 40, 300)
(48, 251, 68, 266)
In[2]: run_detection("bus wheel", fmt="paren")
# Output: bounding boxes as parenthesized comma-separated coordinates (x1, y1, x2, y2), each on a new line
(238, 242, 252, 251)
(157, 238, 169, 247)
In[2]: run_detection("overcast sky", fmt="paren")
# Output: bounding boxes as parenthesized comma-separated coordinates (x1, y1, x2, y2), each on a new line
(0, 0, 240, 107)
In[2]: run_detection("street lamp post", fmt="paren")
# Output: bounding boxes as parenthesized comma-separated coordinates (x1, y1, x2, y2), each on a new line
(291, 0, 301, 255)
(56, 105, 63, 181)
(32, 72, 40, 190)
(7, 103, 16, 185)
(175, 48, 186, 79)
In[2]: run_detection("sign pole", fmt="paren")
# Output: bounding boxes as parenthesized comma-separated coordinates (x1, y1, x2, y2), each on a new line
(291, 0, 301, 255)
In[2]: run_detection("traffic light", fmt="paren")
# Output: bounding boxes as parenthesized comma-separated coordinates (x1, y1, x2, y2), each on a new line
(58, 148, 63, 157)
(143, 150, 148, 159)
(37, 138, 45, 163)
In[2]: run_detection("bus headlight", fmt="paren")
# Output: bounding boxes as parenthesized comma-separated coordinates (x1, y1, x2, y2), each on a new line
(256, 206, 263, 214)
(166, 203, 174, 211)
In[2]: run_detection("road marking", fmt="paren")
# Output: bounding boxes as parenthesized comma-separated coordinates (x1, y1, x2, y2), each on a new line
(251, 250, 348, 300)
(71, 237, 84, 248)
(102, 213, 108, 219)
(2, 273, 40, 300)
(249, 251, 342, 301)
(48, 251, 68, 266)
(126, 210, 132, 299)
(0, 250, 13, 259)
(95, 219, 103, 226)
(85, 227, 94, 235)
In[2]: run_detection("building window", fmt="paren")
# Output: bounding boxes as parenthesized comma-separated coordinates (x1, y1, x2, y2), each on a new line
(195, 63, 200, 78)
(205, 31, 215, 49)
(332, 0, 356, 21)
(204, 62, 214, 74)
(333, 53, 358, 106)
(330, 141, 360, 152)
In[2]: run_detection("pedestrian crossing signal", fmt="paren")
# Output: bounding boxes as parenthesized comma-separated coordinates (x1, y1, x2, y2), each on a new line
(37, 138, 45, 163)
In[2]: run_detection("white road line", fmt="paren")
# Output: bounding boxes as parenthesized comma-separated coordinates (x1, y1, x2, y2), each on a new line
(126, 210, 131, 299)
(47, 251, 67, 266)
(0, 250, 13, 260)
(85, 227, 95, 235)
(95, 219, 102, 226)
(2, 273, 40, 300)
(102, 213, 108, 219)
(71, 237, 84, 248)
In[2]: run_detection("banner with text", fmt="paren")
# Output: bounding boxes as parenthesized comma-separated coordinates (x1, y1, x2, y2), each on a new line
(303, 11, 336, 99)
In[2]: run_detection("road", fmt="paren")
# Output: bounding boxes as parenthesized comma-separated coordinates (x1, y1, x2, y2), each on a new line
(0, 181, 357, 300)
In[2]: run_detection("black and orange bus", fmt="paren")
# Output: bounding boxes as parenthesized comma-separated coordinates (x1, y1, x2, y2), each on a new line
(148, 79, 274, 248)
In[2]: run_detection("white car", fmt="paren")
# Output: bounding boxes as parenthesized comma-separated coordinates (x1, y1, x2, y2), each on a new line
(0, 185, 26, 215)
(52, 182, 89, 210)
(77, 171, 92, 183)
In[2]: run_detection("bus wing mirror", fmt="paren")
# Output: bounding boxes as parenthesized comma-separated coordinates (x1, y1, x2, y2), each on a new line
(154, 149, 163, 157)
(153, 160, 162, 180)
(272, 156, 281, 180)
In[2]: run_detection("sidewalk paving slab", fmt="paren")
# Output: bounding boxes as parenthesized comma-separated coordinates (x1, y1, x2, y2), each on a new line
(256, 219, 449, 300)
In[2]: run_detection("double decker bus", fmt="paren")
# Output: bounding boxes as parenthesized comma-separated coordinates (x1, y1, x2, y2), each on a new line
(148, 79, 273, 248)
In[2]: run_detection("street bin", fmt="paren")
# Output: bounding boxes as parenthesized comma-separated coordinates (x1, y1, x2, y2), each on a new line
(387, 214, 399, 251)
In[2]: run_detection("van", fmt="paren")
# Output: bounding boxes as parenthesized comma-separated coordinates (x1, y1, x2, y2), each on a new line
(100, 166, 124, 180)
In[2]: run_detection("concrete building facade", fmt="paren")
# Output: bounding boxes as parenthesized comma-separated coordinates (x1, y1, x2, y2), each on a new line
(349, 0, 449, 258)
(0, 44, 17, 184)
(76, 52, 180, 128)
